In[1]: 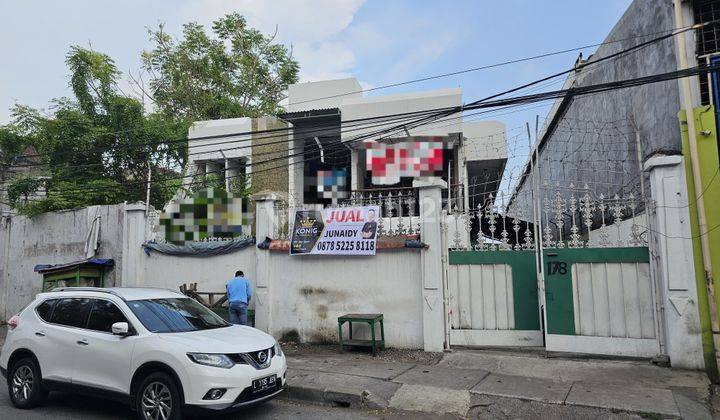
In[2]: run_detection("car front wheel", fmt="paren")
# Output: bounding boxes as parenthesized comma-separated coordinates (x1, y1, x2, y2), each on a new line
(8, 357, 47, 409)
(136, 372, 182, 420)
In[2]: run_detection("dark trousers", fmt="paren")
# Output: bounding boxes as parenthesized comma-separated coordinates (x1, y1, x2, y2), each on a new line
(229, 301, 248, 325)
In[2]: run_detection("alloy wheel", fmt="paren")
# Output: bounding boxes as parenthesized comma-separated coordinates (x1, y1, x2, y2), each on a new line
(11, 365, 34, 402)
(140, 381, 172, 420)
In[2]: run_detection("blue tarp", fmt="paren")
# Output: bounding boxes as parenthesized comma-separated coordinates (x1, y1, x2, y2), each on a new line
(34, 258, 115, 273)
(143, 237, 255, 257)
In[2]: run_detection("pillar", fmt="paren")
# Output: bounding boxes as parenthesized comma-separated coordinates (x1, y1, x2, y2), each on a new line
(121, 203, 148, 288)
(414, 178, 447, 352)
(645, 155, 705, 369)
(351, 149, 359, 191)
(225, 159, 240, 192)
(252, 192, 279, 334)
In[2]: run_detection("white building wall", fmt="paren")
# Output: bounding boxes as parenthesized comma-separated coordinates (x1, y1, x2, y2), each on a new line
(266, 251, 424, 348)
(187, 118, 253, 162)
(181, 118, 254, 202)
(287, 78, 363, 113)
(462, 121, 508, 162)
(285, 78, 508, 202)
(339, 88, 463, 142)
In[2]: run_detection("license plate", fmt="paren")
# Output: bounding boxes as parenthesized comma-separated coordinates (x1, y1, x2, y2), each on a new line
(252, 375, 276, 393)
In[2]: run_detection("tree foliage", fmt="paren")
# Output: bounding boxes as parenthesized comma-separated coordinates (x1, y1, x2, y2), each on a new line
(1, 13, 296, 216)
(2, 47, 188, 216)
(142, 13, 300, 120)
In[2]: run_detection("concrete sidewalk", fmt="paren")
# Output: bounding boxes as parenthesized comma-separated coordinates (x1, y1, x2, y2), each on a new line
(281, 346, 716, 419)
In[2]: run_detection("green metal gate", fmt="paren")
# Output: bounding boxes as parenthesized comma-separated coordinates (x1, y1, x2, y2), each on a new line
(543, 247, 658, 357)
(448, 250, 541, 346)
(444, 186, 659, 357)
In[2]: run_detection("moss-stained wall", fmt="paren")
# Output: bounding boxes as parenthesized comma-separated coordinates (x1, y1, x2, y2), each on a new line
(251, 117, 289, 196)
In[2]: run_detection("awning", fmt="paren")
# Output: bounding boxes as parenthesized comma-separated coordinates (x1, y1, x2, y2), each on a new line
(34, 258, 115, 274)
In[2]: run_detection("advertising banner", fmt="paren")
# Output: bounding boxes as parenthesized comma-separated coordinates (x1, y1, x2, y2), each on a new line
(365, 137, 449, 184)
(290, 206, 379, 256)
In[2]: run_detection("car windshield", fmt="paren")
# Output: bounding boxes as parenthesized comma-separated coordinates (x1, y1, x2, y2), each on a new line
(127, 297, 229, 333)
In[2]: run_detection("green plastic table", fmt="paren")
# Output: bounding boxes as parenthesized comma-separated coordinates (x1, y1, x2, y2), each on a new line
(338, 313, 385, 356)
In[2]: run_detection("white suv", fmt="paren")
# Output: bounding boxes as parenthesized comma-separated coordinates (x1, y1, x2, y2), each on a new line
(0, 287, 287, 419)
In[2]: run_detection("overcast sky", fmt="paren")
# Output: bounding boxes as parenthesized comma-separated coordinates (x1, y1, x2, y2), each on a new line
(1, 0, 632, 120)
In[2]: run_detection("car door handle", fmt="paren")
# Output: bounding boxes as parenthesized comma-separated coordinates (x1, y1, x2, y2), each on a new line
(34, 331, 45, 337)
(76, 339, 89, 346)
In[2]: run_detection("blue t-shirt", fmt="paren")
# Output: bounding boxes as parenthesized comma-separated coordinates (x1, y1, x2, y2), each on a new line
(226, 276, 252, 304)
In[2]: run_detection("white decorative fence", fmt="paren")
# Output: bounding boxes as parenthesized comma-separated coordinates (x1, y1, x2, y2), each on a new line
(272, 189, 422, 240)
(444, 183, 649, 251)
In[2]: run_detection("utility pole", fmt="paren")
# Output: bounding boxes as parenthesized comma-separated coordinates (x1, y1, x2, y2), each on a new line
(145, 160, 152, 216)
(530, 116, 547, 346)
(673, 0, 719, 361)
(628, 116, 645, 200)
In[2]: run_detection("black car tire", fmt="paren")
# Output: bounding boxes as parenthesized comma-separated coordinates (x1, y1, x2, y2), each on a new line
(7, 357, 47, 409)
(135, 372, 183, 420)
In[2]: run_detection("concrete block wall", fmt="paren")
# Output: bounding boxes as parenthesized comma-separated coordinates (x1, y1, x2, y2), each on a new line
(508, 0, 680, 217)
(117, 195, 431, 348)
(0, 204, 126, 319)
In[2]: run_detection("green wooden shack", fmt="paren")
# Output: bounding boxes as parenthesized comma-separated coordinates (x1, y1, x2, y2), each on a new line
(34, 258, 114, 292)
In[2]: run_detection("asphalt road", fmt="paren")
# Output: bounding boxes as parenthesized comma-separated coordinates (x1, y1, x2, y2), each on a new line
(0, 381, 432, 420)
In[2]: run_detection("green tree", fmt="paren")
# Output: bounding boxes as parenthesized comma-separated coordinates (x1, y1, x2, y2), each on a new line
(142, 13, 300, 121)
(3, 47, 187, 216)
(2, 13, 298, 216)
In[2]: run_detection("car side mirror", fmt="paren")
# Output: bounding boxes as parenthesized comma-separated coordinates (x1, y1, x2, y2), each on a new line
(111, 322, 131, 336)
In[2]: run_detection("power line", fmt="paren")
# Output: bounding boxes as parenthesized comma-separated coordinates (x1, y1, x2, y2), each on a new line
(15, 61, 720, 199)
(50, 60, 720, 197)
(7, 29, 717, 200)
(286, 19, 717, 107)
(319, 24, 697, 155)
(10, 18, 714, 164)
(9, 106, 466, 170)
(13, 105, 464, 162)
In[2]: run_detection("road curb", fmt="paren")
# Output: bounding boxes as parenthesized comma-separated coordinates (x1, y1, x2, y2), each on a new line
(283, 382, 688, 419)
(470, 391, 683, 420)
(282, 384, 384, 409)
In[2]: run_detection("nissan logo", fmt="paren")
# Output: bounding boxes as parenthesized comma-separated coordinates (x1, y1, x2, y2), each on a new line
(257, 351, 268, 363)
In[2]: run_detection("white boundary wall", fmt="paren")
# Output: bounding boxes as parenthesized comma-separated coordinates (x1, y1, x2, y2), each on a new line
(0, 167, 707, 365)
(249, 185, 446, 351)
(0, 205, 127, 319)
(118, 192, 436, 350)
(137, 248, 257, 308)
(266, 252, 423, 348)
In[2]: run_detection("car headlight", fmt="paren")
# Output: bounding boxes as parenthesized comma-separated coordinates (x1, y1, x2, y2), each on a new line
(187, 353, 234, 369)
(273, 341, 283, 357)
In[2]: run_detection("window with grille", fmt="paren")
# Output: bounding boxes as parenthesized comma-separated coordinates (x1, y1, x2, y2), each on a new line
(695, 0, 720, 104)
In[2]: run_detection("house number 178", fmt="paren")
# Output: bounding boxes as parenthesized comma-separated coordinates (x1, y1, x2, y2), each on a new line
(547, 261, 567, 275)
